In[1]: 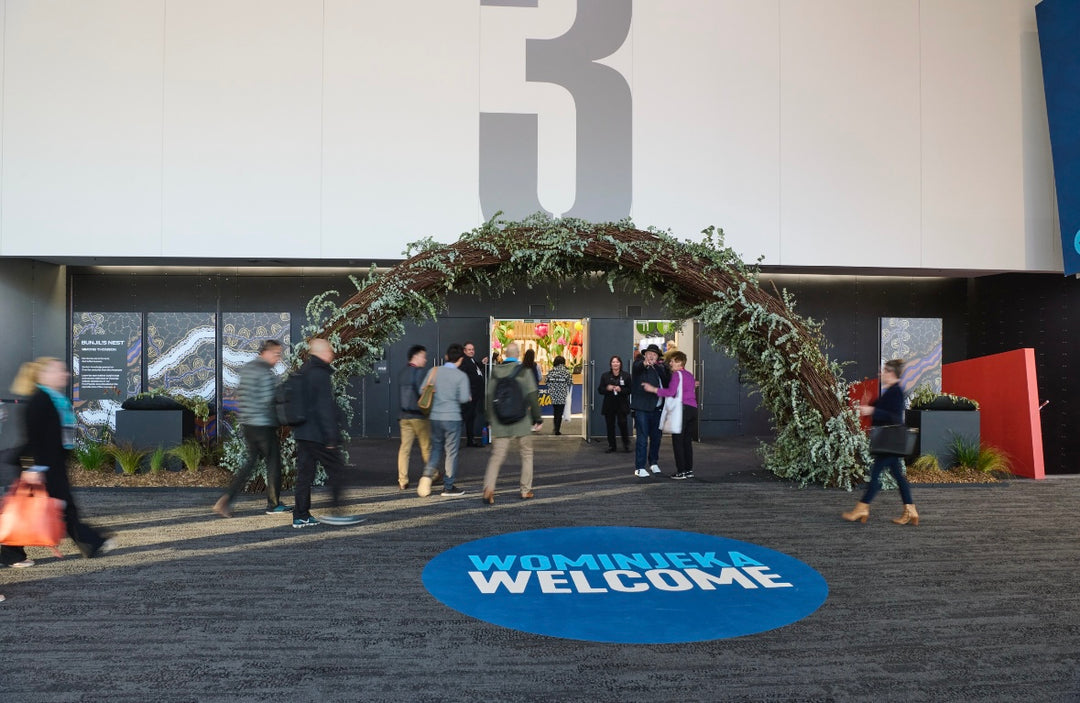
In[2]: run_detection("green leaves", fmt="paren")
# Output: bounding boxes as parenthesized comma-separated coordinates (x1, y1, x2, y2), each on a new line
(305, 214, 868, 488)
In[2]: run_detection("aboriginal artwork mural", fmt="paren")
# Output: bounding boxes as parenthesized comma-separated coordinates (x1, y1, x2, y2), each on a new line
(147, 313, 217, 403)
(72, 312, 142, 440)
(879, 317, 942, 393)
(220, 312, 291, 434)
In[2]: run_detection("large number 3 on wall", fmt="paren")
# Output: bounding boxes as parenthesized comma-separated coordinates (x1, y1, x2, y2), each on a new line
(480, 0, 632, 222)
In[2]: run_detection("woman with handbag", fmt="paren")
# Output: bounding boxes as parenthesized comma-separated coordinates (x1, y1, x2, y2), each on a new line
(843, 358, 918, 525)
(0, 362, 41, 568)
(642, 351, 698, 480)
(22, 358, 114, 557)
(597, 356, 631, 453)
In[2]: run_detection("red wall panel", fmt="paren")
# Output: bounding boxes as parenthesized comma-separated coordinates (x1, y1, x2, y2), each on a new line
(942, 349, 1045, 479)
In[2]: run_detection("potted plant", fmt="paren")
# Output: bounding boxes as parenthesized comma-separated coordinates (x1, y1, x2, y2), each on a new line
(906, 385, 980, 459)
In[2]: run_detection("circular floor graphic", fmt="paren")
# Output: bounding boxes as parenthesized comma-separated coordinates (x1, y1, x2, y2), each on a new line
(422, 526, 829, 644)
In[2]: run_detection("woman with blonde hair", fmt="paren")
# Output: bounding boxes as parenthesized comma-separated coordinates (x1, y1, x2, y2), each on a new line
(22, 357, 113, 557)
(0, 361, 41, 568)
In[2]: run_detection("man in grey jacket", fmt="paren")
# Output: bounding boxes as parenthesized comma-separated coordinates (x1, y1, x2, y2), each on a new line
(214, 339, 287, 517)
(416, 343, 472, 498)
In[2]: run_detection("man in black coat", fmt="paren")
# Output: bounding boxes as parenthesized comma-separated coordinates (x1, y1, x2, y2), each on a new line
(630, 344, 670, 478)
(291, 338, 360, 527)
(459, 341, 488, 447)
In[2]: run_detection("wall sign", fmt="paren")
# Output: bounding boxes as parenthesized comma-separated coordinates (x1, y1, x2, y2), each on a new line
(423, 526, 828, 644)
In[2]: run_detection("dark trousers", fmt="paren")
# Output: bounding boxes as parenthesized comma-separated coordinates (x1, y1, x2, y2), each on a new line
(293, 440, 346, 520)
(462, 400, 478, 443)
(552, 404, 566, 434)
(46, 468, 106, 557)
(671, 405, 698, 473)
(861, 454, 914, 504)
(604, 412, 629, 449)
(226, 425, 282, 508)
(634, 407, 663, 469)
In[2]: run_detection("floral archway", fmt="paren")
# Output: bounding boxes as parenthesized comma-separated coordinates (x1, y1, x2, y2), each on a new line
(304, 214, 869, 488)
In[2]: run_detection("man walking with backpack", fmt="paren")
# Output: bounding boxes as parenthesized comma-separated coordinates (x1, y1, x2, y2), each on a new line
(214, 339, 287, 517)
(482, 342, 542, 505)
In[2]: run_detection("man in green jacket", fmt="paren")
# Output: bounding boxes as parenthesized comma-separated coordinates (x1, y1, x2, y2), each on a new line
(482, 342, 542, 504)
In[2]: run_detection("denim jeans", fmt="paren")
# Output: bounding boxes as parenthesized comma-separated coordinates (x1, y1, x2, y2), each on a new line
(424, 419, 462, 489)
(634, 407, 663, 470)
(861, 454, 914, 504)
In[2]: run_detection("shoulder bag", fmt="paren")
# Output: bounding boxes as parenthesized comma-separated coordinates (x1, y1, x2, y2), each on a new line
(868, 424, 918, 456)
(659, 372, 684, 434)
(418, 368, 438, 416)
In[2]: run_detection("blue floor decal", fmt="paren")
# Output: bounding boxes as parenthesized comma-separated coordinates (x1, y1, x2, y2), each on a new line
(423, 526, 829, 644)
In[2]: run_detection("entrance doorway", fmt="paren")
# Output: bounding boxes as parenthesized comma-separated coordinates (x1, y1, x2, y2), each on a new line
(489, 318, 589, 440)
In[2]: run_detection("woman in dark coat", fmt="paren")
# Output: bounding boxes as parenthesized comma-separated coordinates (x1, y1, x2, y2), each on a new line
(597, 355, 632, 453)
(842, 358, 918, 525)
(23, 358, 112, 558)
(0, 362, 41, 568)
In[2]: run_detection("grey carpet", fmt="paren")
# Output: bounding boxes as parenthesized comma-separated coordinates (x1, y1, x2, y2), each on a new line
(1, 436, 1077, 702)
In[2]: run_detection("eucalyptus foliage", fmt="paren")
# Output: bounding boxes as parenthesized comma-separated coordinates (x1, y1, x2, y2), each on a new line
(306, 214, 870, 488)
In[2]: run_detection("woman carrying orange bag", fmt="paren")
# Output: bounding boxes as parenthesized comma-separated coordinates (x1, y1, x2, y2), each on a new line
(22, 358, 114, 558)
(0, 362, 37, 568)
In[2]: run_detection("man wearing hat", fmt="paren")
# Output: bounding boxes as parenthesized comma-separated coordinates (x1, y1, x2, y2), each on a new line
(630, 343, 670, 477)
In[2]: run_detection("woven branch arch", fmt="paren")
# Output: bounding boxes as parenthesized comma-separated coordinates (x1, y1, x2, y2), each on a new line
(309, 215, 868, 488)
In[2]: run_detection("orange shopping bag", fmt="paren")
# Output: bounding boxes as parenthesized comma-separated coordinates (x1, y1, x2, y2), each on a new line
(0, 479, 66, 557)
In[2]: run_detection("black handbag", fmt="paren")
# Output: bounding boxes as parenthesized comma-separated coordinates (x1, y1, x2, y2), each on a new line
(868, 425, 918, 456)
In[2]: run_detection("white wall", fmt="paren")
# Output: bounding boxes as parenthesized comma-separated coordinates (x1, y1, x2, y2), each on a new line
(0, 0, 1059, 271)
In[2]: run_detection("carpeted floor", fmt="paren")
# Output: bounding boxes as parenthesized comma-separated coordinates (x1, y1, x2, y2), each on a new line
(1, 436, 1078, 702)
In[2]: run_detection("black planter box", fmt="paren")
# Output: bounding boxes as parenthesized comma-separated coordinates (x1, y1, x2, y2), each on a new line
(905, 409, 980, 460)
(114, 409, 196, 450)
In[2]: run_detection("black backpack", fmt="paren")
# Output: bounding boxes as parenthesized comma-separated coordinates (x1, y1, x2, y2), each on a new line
(492, 366, 527, 424)
(274, 370, 307, 427)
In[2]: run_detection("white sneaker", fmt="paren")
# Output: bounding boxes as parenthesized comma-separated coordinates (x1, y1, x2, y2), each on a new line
(634, 468, 649, 478)
(11, 559, 34, 568)
(417, 476, 433, 497)
(649, 464, 662, 474)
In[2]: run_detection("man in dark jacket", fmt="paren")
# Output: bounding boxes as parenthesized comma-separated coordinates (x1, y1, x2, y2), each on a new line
(291, 338, 359, 528)
(214, 339, 286, 517)
(631, 343, 670, 478)
(459, 341, 487, 447)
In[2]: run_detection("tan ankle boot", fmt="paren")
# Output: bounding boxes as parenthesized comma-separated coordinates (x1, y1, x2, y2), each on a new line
(842, 502, 870, 523)
(892, 504, 919, 526)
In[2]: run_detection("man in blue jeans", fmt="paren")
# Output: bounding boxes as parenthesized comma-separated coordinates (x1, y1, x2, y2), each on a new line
(417, 343, 472, 498)
(630, 343, 670, 478)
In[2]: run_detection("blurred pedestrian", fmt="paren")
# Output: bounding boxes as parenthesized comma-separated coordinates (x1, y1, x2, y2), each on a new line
(0, 362, 39, 568)
(291, 339, 361, 528)
(843, 359, 918, 525)
(23, 358, 113, 558)
(215, 340, 287, 517)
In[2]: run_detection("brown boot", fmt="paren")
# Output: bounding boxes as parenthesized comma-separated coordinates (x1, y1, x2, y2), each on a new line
(842, 502, 870, 523)
(892, 504, 919, 526)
